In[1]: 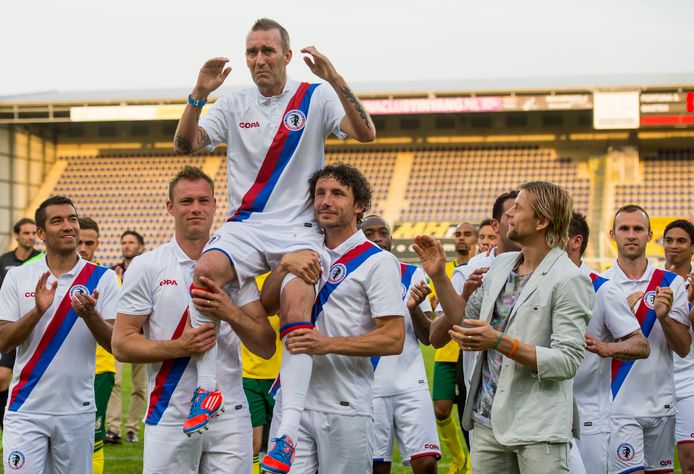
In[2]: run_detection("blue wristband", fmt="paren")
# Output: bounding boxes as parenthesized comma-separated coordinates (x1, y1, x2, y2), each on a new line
(187, 94, 207, 108)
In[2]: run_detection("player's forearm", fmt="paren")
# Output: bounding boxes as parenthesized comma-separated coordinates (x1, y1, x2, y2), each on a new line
(329, 75, 376, 142)
(0, 308, 43, 352)
(173, 97, 209, 155)
(410, 308, 432, 345)
(226, 307, 276, 360)
(83, 314, 114, 354)
(607, 333, 650, 361)
(430, 312, 454, 348)
(327, 320, 404, 356)
(112, 330, 187, 363)
(431, 274, 466, 325)
(497, 335, 538, 372)
(660, 317, 692, 358)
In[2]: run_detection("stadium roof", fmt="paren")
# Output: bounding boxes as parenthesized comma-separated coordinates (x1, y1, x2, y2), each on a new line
(2, 73, 693, 104)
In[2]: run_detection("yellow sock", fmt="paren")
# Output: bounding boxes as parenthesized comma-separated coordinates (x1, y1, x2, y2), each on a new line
(92, 440, 104, 474)
(252, 454, 260, 474)
(437, 416, 465, 464)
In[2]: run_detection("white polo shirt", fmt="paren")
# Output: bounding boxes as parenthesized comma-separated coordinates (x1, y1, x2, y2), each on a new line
(200, 79, 346, 225)
(674, 277, 694, 400)
(117, 239, 259, 426)
(573, 264, 640, 434)
(373, 264, 432, 397)
(304, 230, 405, 416)
(602, 261, 690, 417)
(0, 255, 120, 415)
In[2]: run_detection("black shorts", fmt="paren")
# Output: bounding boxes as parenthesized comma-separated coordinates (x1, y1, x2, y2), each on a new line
(0, 349, 16, 370)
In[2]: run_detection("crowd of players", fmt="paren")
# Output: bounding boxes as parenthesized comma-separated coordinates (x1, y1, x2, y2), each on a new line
(1, 16, 694, 474)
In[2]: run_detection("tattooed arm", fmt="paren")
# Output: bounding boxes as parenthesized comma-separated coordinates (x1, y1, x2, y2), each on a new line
(174, 57, 231, 155)
(301, 46, 376, 142)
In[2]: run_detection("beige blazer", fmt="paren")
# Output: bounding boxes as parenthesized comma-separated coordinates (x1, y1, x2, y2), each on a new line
(461, 246, 595, 446)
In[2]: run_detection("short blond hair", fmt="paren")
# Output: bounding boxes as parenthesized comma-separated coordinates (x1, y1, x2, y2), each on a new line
(518, 180, 573, 249)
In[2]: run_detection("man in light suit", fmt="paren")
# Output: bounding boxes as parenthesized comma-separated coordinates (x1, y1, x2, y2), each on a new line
(414, 181, 595, 474)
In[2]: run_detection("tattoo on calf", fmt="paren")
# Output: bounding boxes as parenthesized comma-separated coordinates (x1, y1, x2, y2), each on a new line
(341, 86, 372, 130)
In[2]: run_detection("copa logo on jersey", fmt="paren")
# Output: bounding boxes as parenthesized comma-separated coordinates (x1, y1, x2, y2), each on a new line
(328, 263, 347, 284)
(7, 450, 26, 471)
(643, 290, 657, 310)
(207, 234, 222, 246)
(617, 443, 636, 462)
(70, 285, 90, 300)
(283, 109, 306, 131)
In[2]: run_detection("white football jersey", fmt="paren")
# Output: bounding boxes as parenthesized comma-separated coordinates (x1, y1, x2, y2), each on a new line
(117, 239, 259, 426)
(304, 231, 405, 416)
(373, 265, 432, 397)
(0, 256, 120, 415)
(573, 264, 640, 434)
(674, 278, 694, 400)
(200, 79, 346, 226)
(602, 261, 690, 417)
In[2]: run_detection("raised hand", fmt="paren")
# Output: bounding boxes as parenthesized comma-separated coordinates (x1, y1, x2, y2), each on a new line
(462, 267, 488, 301)
(35, 271, 57, 315)
(627, 291, 644, 313)
(412, 235, 447, 279)
(654, 286, 674, 319)
(301, 46, 339, 83)
(72, 288, 100, 320)
(194, 57, 232, 97)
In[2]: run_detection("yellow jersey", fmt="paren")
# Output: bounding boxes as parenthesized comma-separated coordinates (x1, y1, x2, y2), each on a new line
(241, 273, 282, 379)
(432, 260, 462, 363)
(94, 259, 117, 374)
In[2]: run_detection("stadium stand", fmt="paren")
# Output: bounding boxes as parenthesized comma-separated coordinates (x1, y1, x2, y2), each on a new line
(399, 145, 590, 222)
(614, 148, 694, 217)
(53, 154, 207, 264)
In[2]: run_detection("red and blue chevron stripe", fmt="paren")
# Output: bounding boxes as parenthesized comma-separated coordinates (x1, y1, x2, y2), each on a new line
(611, 269, 676, 397)
(371, 263, 417, 370)
(589, 272, 609, 293)
(311, 241, 382, 324)
(145, 308, 191, 426)
(9, 263, 107, 412)
(228, 82, 319, 222)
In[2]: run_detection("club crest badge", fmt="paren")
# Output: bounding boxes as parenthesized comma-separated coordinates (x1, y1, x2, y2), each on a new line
(70, 285, 90, 299)
(401, 283, 407, 298)
(328, 263, 347, 284)
(617, 443, 635, 462)
(7, 450, 26, 471)
(643, 290, 656, 309)
(283, 109, 306, 131)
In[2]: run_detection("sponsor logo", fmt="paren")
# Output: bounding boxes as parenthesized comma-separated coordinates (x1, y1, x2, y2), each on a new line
(70, 285, 90, 299)
(207, 234, 222, 246)
(283, 109, 306, 131)
(24, 292, 35, 298)
(424, 443, 440, 450)
(660, 459, 673, 466)
(617, 443, 636, 462)
(643, 290, 656, 309)
(328, 263, 347, 284)
(239, 121, 260, 129)
(159, 279, 178, 286)
(7, 450, 26, 471)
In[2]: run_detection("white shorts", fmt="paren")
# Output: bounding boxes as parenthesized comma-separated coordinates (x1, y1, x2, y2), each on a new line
(204, 220, 328, 289)
(676, 396, 694, 445)
(372, 390, 441, 465)
(608, 415, 675, 474)
(270, 401, 373, 474)
(3, 411, 94, 474)
(143, 405, 252, 474)
(569, 439, 586, 474)
(573, 432, 608, 474)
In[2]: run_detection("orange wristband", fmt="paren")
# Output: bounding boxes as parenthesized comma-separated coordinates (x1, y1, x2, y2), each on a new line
(507, 338, 519, 358)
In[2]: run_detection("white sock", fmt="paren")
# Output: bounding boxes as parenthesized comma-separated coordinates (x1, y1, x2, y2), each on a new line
(189, 300, 218, 392)
(275, 346, 312, 444)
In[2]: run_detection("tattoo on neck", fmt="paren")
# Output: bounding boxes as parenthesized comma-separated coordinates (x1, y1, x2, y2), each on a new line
(174, 135, 193, 154)
(341, 85, 371, 130)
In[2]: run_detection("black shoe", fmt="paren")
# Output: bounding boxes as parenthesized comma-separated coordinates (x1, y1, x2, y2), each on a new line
(104, 430, 122, 445)
(126, 431, 138, 443)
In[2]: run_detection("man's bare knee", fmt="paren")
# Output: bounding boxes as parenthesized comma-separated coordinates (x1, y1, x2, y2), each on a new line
(280, 277, 315, 324)
(193, 250, 236, 288)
